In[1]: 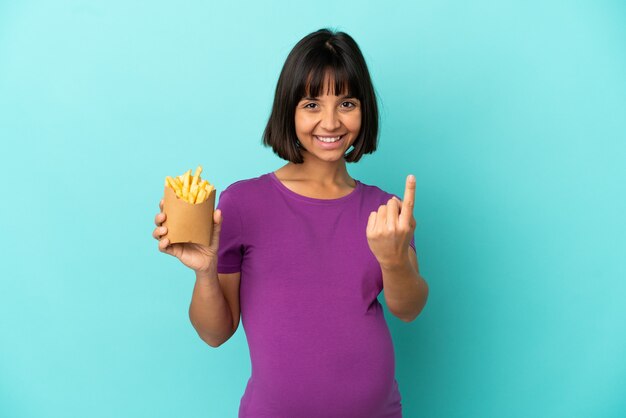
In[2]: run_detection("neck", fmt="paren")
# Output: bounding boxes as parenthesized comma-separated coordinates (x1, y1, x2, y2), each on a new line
(284, 151, 353, 186)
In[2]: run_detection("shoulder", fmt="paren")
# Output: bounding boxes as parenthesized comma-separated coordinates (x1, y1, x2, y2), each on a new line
(223, 173, 270, 192)
(218, 173, 272, 206)
(357, 179, 397, 204)
(222, 176, 261, 194)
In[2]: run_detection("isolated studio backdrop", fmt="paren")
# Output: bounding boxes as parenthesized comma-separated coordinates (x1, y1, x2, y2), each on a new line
(1, 1, 625, 417)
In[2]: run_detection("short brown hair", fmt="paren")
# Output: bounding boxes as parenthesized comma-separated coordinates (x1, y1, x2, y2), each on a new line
(262, 28, 379, 163)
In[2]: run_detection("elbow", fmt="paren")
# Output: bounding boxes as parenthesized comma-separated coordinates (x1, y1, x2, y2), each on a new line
(390, 307, 420, 323)
(189, 317, 229, 348)
(395, 279, 429, 323)
(397, 309, 420, 323)
(206, 338, 225, 348)
(199, 332, 228, 348)
(397, 305, 426, 323)
(399, 308, 424, 323)
(198, 325, 237, 348)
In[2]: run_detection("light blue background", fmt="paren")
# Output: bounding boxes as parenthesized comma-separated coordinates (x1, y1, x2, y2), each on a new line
(1, 1, 625, 417)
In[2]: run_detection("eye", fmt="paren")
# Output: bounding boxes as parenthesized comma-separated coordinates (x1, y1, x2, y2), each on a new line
(303, 102, 318, 109)
(341, 101, 356, 109)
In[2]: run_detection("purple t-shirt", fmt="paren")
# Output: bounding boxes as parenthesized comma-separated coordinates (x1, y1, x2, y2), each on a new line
(217, 171, 416, 418)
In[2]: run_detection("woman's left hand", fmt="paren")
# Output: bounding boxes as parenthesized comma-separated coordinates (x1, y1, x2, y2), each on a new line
(366, 175, 417, 269)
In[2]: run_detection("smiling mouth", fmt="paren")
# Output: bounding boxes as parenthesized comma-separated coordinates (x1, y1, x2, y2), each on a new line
(314, 134, 345, 143)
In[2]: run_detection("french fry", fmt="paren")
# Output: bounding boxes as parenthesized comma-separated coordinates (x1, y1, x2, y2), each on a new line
(166, 176, 183, 197)
(195, 188, 207, 204)
(190, 180, 206, 203)
(189, 184, 199, 203)
(191, 166, 202, 189)
(188, 166, 200, 203)
(164, 165, 213, 204)
(182, 169, 192, 201)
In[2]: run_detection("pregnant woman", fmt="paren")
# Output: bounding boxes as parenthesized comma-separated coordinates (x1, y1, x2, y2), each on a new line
(153, 28, 429, 418)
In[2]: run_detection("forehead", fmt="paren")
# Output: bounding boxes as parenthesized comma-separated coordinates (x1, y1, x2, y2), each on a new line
(303, 67, 351, 98)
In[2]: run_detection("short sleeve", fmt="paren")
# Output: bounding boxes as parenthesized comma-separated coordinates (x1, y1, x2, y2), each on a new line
(216, 188, 244, 274)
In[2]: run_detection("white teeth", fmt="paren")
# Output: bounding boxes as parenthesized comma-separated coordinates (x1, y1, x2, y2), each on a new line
(316, 135, 342, 143)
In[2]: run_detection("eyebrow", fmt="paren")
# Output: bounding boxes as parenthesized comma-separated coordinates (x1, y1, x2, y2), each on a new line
(301, 95, 358, 101)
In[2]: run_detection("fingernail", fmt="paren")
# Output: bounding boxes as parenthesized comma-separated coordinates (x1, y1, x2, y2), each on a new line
(409, 174, 415, 182)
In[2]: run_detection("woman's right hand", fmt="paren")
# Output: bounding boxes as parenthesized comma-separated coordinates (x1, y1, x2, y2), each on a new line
(152, 199, 222, 274)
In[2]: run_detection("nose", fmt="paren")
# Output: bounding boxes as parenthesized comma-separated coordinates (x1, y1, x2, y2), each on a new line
(319, 107, 341, 131)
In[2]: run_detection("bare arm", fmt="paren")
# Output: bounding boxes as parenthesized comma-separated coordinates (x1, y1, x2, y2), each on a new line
(153, 198, 239, 348)
(367, 176, 429, 322)
(188, 262, 235, 348)
(383, 247, 429, 322)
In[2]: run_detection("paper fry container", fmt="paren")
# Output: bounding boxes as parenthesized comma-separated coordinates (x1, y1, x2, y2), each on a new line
(162, 186, 216, 247)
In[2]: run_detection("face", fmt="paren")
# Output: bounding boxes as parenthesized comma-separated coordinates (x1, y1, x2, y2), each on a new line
(294, 76, 361, 162)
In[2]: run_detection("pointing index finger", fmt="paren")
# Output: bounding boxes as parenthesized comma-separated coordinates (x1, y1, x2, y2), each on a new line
(400, 174, 416, 226)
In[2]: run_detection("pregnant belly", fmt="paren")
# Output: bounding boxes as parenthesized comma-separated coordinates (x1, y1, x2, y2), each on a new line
(242, 313, 400, 417)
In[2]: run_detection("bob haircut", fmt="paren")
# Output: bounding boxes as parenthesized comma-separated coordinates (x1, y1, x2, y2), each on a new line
(262, 28, 379, 164)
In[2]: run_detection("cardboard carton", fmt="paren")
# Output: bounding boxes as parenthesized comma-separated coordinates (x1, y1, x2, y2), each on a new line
(162, 185, 216, 247)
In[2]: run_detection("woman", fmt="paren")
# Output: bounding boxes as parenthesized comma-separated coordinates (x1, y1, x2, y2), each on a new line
(153, 28, 428, 418)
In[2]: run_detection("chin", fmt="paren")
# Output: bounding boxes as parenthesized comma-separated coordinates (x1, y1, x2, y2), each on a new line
(319, 155, 347, 163)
